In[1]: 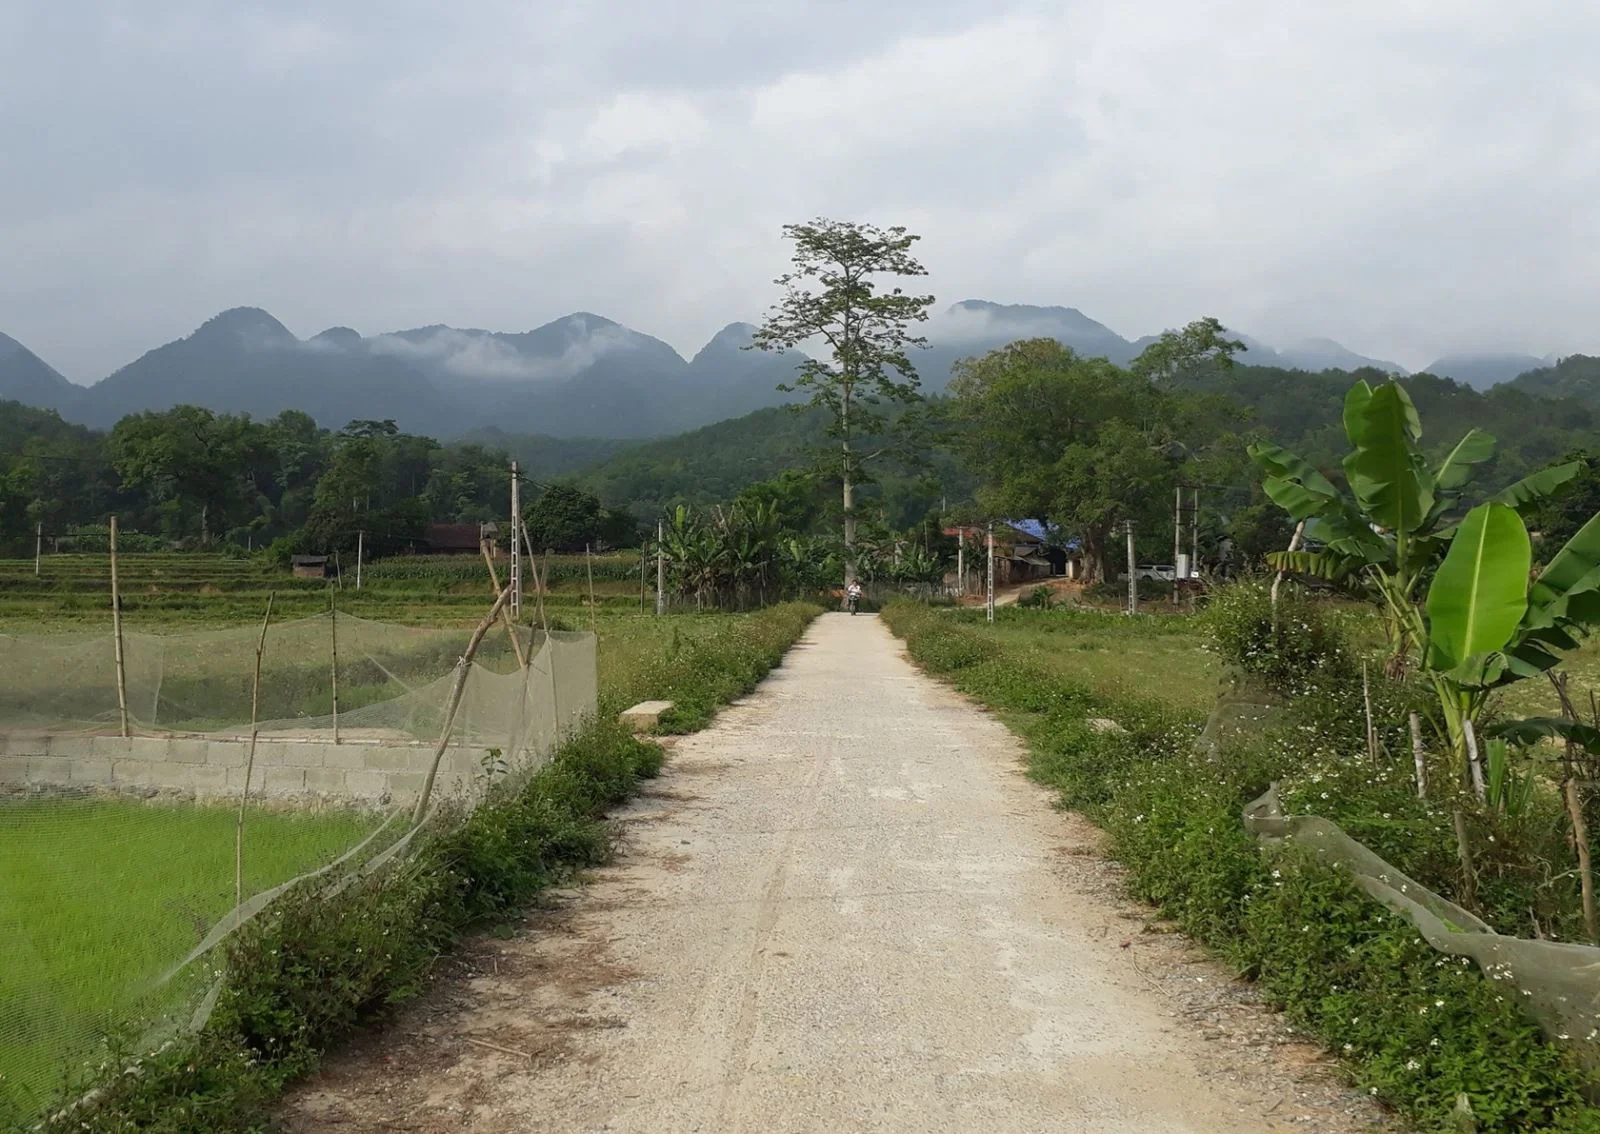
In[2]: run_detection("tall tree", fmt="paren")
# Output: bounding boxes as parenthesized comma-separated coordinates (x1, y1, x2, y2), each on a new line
(749, 219, 935, 585)
(1129, 316, 1244, 383)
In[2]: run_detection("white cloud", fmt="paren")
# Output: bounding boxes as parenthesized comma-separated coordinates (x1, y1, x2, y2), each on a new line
(2, 0, 1597, 379)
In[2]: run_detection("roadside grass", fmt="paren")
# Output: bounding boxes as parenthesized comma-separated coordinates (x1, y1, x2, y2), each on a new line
(975, 606, 1219, 713)
(883, 599, 1600, 1133)
(5, 598, 820, 1131)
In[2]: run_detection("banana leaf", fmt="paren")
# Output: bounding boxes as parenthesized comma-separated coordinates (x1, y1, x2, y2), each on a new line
(1492, 461, 1581, 514)
(1425, 502, 1530, 671)
(1487, 716, 1600, 753)
(1343, 382, 1436, 536)
(1434, 428, 1497, 491)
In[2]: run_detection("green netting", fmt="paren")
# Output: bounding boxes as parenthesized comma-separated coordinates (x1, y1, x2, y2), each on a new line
(1196, 668, 1600, 1080)
(0, 615, 597, 1124)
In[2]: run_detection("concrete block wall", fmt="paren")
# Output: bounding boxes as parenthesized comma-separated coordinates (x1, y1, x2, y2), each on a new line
(0, 731, 505, 807)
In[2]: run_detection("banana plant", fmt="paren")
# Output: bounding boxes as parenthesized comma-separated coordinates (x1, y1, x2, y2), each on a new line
(1393, 499, 1600, 784)
(1249, 379, 1578, 669)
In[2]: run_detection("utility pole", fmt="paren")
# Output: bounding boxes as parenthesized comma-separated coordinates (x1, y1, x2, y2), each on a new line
(509, 461, 522, 619)
(957, 528, 965, 597)
(35, 521, 42, 576)
(986, 522, 996, 624)
(1191, 486, 1201, 578)
(1173, 486, 1182, 579)
(1125, 519, 1138, 616)
(355, 529, 363, 590)
(655, 518, 665, 616)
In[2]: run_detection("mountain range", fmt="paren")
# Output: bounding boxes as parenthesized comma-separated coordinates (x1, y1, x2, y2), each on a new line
(0, 302, 1577, 439)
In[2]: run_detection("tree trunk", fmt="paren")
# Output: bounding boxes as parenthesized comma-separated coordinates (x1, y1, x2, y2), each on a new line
(1081, 528, 1106, 584)
(841, 392, 855, 587)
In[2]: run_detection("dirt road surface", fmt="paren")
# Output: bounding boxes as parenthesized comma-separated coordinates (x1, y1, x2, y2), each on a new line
(280, 613, 1387, 1133)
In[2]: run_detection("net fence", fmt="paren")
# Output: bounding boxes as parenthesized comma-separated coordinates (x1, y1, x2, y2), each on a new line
(0, 611, 596, 1125)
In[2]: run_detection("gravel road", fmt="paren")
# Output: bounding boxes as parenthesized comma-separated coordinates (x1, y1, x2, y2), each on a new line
(280, 612, 1389, 1133)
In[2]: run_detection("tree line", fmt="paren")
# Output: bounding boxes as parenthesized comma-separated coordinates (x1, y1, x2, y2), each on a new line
(7, 217, 1600, 586)
(0, 404, 634, 558)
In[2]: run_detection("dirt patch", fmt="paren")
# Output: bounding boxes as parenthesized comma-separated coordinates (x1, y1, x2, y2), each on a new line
(277, 899, 638, 1133)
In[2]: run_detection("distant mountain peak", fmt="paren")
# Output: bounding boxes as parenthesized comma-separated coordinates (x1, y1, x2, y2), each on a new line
(310, 326, 362, 347)
(193, 307, 296, 345)
(947, 299, 1111, 335)
(698, 322, 760, 351)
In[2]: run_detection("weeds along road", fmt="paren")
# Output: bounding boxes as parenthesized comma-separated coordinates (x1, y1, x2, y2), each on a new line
(281, 613, 1384, 1133)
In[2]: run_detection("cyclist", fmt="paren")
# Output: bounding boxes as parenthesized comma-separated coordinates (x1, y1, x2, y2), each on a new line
(846, 579, 864, 615)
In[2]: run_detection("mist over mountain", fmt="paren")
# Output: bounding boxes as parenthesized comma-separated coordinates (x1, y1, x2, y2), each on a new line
(1423, 353, 1554, 390)
(0, 301, 1585, 438)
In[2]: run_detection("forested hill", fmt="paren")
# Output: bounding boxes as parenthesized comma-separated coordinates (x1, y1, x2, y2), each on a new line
(1179, 363, 1598, 489)
(567, 360, 1600, 517)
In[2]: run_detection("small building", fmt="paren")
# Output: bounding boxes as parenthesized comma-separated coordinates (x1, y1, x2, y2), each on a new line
(290, 555, 330, 579)
(423, 521, 500, 555)
(942, 520, 1079, 587)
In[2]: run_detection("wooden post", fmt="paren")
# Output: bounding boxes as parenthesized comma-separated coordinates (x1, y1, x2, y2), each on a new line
(235, 591, 276, 918)
(1463, 718, 1486, 802)
(109, 516, 130, 738)
(35, 521, 42, 576)
(541, 551, 553, 632)
(330, 587, 340, 745)
(522, 522, 549, 632)
(355, 530, 363, 590)
(413, 586, 512, 824)
(1549, 673, 1598, 944)
(585, 542, 596, 630)
(656, 519, 666, 616)
(985, 522, 995, 624)
(1409, 711, 1428, 798)
(480, 539, 528, 669)
(1362, 662, 1378, 763)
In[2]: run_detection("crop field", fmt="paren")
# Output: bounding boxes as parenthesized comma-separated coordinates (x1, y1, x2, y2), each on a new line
(0, 800, 383, 1118)
(0, 551, 651, 630)
(0, 550, 810, 1121)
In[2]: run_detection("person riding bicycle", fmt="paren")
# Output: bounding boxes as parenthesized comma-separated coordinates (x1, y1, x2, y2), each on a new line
(846, 579, 863, 614)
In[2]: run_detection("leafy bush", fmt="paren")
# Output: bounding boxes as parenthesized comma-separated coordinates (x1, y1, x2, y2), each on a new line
(881, 599, 1600, 1131)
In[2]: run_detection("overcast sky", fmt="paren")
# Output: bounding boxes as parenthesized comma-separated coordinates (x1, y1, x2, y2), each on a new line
(3, 0, 1597, 382)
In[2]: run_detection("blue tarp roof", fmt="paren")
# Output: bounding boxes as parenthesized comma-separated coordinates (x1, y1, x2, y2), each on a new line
(1001, 519, 1080, 552)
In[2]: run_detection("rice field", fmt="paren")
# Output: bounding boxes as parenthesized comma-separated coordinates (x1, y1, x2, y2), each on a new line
(0, 549, 801, 1121)
(0, 799, 383, 1121)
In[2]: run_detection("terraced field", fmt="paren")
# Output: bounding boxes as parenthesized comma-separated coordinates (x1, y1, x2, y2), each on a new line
(0, 551, 650, 630)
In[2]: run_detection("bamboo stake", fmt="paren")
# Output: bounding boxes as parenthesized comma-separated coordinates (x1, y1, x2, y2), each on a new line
(1453, 808, 1476, 908)
(521, 523, 549, 632)
(235, 591, 276, 918)
(1549, 672, 1599, 944)
(585, 542, 596, 630)
(1362, 661, 1378, 763)
(1463, 718, 1486, 802)
(329, 587, 340, 745)
(109, 516, 130, 738)
(1409, 711, 1428, 799)
(413, 586, 512, 824)
(480, 540, 528, 669)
